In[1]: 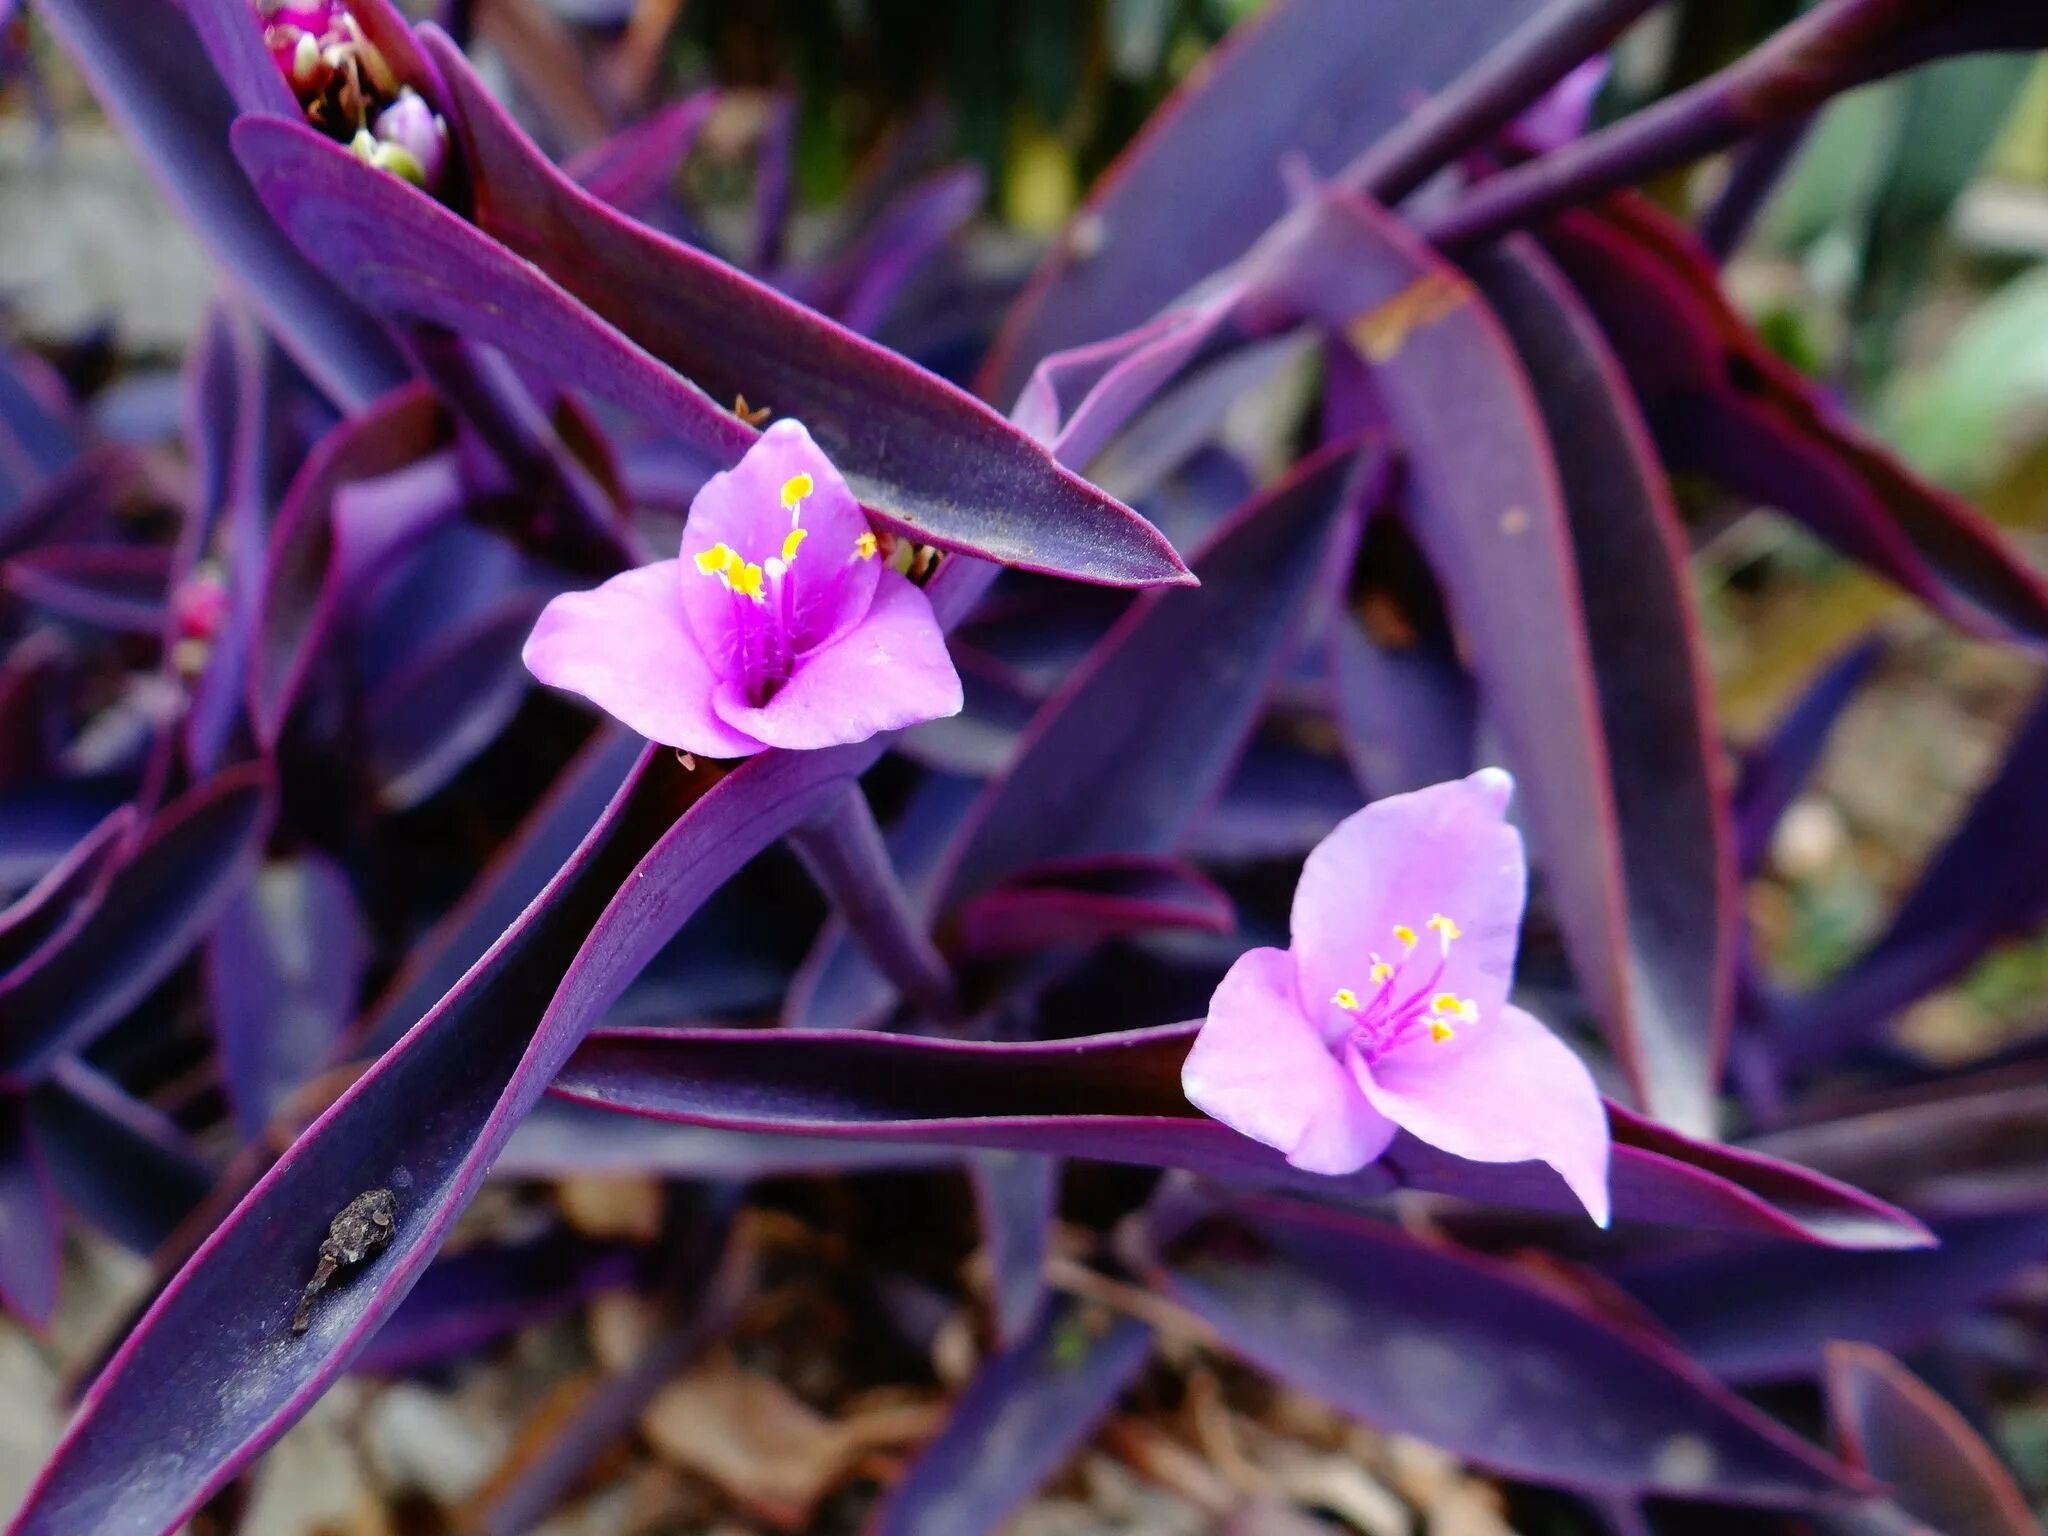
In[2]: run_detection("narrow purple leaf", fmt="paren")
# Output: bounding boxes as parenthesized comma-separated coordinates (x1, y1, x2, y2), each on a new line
(1189, 741, 1360, 863)
(982, 0, 1547, 400)
(3, 545, 173, 634)
(1620, 1212, 2048, 1384)
(0, 783, 132, 898)
(362, 589, 547, 811)
(352, 1232, 637, 1376)
(1733, 637, 1885, 878)
(498, 1097, 958, 1181)
(1776, 686, 2048, 1068)
(551, 1023, 1929, 1247)
(939, 440, 1379, 904)
(34, 0, 408, 409)
(11, 745, 876, 1535)
(206, 854, 369, 1141)
(1327, 609, 1479, 802)
(0, 1094, 59, 1326)
(0, 346, 81, 497)
(950, 854, 1234, 960)
(29, 1058, 212, 1256)
(872, 1298, 1152, 1536)
(175, 0, 299, 116)
(181, 309, 245, 534)
(0, 447, 142, 562)
(968, 1151, 1059, 1347)
(1467, 236, 1736, 1132)
(0, 764, 273, 1083)
(0, 806, 134, 981)
(565, 93, 719, 213)
(1826, 1343, 2042, 1536)
(416, 30, 1187, 588)
(1145, 1196, 1869, 1504)
(820, 166, 984, 338)
(1541, 196, 2048, 640)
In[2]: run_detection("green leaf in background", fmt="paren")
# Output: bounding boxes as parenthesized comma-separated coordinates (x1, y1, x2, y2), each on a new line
(1887, 266, 2048, 491)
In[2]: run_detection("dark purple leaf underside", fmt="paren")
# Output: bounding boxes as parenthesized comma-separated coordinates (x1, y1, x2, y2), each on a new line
(1776, 685, 2048, 1069)
(1467, 237, 1736, 1132)
(422, 29, 1186, 588)
(10, 744, 876, 1535)
(550, 1023, 1928, 1248)
(0, 1094, 59, 1326)
(1149, 1197, 1866, 1504)
(1826, 1343, 2041, 1536)
(1540, 197, 2048, 641)
(980, 0, 1547, 403)
(938, 439, 1377, 905)
(1734, 637, 1884, 878)
(35, 0, 407, 409)
(0, 765, 273, 1083)
(871, 1299, 1152, 1536)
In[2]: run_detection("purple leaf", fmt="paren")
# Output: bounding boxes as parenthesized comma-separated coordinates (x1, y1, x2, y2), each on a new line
(1775, 686, 2048, 1069)
(565, 93, 718, 213)
(551, 1023, 1929, 1247)
(362, 589, 547, 811)
(34, 0, 408, 409)
(1825, 1343, 2041, 1536)
(407, 32, 1189, 589)
(981, 0, 1547, 400)
(1466, 236, 1736, 1133)
(28, 1058, 211, 1256)
(871, 1298, 1152, 1536)
(1189, 740, 1360, 863)
(0, 806, 135, 981)
(206, 854, 369, 1141)
(940, 440, 1379, 904)
(0, 447, 143, 563)
(1618, 1211, 2048, 1383)
(1540, 196, 2048, 641)
(967, 1151, 1058, 1347)
(0, 764, 273, 1083)
(352, 1231, 636, 1376)
(1143, 1195, 1869, 1504)
(251, 388, 455, 745)
(1733, 637, 1884, 878)
(1327, 592, 1479, 802)
(815, 166, 985, 338)
(0, 1093, 59, 1326)
(10, 745, 876, 1534)
(950, 854, 1234, 960)
(3, 545, 173, 634)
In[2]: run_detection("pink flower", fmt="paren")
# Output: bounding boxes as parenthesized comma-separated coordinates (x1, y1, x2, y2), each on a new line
(1181, 768, 1611, 1225)
(524, 420, 962, 759)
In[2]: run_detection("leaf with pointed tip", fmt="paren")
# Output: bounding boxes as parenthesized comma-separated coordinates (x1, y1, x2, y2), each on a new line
(1825, 1343, 2041, 1536)
(0, 1094, 59, 1326)
(1143, 1196, 1869, 1504)
(872, 1298, 1152, 1536)
(9, 744, 876, 1536)
(1541, 195, 2048, 641)
(551, 1022, 1929, 1248)
(982, 0, 1547, 401)
(34, 0, 407, 409)
(1734, 638, 1884, 878)
(565, 93, 719, 212)
(951, 855, 1233, 960)
(0, 765, 273, 1083)
(1466, 236, 1736, 1133)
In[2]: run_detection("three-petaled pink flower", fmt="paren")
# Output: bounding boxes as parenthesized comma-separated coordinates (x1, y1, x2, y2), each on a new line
(524, 420, 962, 758)
(1182, 768, 1612, 1225)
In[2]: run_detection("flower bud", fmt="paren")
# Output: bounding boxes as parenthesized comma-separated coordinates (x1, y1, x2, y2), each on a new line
(372, 88, 448, 190)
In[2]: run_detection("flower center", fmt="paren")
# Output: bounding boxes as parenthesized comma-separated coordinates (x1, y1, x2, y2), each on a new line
(1329, 912, 1476, 1062)
(692, 473, 880, 706)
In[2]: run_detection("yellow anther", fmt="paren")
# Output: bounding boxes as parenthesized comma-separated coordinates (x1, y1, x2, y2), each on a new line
(694, 542, 738, 577)
(1369, 960, 1394, 984)
(1332, 988, 1362, 1013)
(1393, 924, 1417, 950)
(1431, 992, 1462, 1016)
(781, 473, 814, 511)
(732, 562, 766, 601)
(1427, 913, 1462, 947)
(1429, 1020, 1457, 1044)
(855, 531, 879, 561)
(782, 527, 808, 562)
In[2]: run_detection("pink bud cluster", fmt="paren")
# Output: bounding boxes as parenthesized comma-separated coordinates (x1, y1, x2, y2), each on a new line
(256, 0, 447, 190)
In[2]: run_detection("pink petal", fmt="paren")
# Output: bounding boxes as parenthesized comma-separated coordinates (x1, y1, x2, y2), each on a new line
(1183, 947, 1397, 1176)
(1356, 1002, 1612, 1225)
(1291, 768, 1524, 1035)
(711, 570, 961, 751)
(523, 561, 766, 759)
(679, 419, 880, 660)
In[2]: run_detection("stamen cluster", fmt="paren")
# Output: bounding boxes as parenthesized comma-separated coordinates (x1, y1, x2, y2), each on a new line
(256, 1, 448, 190)
(1330, 912, 1479, 1060)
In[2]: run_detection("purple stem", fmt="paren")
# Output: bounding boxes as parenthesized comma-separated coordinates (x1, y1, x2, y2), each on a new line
(1699, 114, 1813, 262)
(1421, 0, 1993, 251)
(786, 787, 957, 1018)
(1340, 0, 1664, 205)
